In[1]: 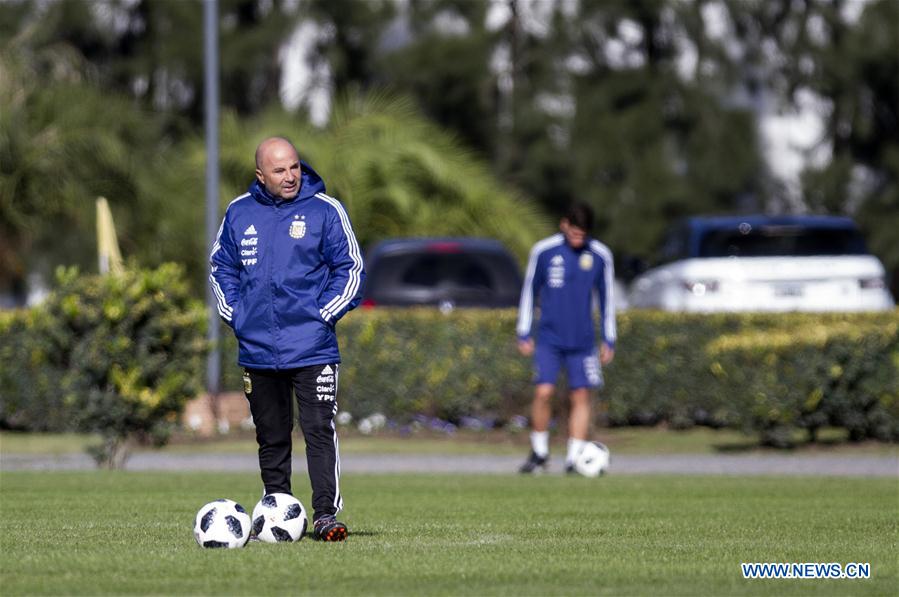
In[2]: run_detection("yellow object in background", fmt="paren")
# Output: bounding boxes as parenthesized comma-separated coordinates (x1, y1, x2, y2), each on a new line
(96, 196, 124, 275)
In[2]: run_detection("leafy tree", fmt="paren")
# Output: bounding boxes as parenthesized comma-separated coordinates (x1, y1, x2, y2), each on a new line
(0, 0, 297, 130)
(5, 0, 895, 297)
(305, 0, 396, 92)
(799, 0, 899, 294)
(0, 48, 164, 300)
(379, 1, 763, 262)
(296, 93, 551, 259)
(377, 1, 498, 156)
(561, 1, 762, 259)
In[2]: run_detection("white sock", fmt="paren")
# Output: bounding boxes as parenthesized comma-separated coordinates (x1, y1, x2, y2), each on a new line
(530, 431, 549, 458)
(566, 438, 587, 465)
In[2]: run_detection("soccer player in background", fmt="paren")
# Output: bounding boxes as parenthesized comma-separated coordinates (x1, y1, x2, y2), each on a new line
(516, 202, 617, 473)
(209, 137, 365, 540)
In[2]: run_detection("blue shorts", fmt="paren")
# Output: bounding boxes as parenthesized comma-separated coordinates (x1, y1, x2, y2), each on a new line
(533, 344, 603, 389)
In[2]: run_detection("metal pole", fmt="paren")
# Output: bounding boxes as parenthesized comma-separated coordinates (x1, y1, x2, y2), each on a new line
(204, 0, 221, 398)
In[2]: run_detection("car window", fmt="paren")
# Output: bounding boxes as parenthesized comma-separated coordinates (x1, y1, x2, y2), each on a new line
(365, 249, 521, 307)
(698, 226, 869, 258)
(400, 255, 494, 291)
(659, 222, 689, 263)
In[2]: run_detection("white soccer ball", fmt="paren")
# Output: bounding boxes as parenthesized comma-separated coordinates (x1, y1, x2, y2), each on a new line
(252, 493, 308, 543)
(194, 499, 251, 549)
(574, 442, 611, 477)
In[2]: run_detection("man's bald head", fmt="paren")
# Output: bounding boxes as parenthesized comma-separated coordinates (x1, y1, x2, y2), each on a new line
(254, 137, 302, 201)
(255, 136, 297, 170)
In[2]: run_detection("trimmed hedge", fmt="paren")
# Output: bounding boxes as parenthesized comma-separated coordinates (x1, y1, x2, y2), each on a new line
(708, 319, 899, 446)
(218, 308, 899, 445)
(4, 294, 896, 447)
(220, 309, 533, 422)
(0, 265, 207, 466)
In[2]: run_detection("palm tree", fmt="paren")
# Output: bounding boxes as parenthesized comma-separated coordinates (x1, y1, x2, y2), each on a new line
(255, 93, 552, 261)
(0, 44, 162, 301)
(143, 93, 552, 298)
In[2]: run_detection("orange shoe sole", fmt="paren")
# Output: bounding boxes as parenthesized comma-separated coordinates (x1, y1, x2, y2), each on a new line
(317, 523, 348, 542)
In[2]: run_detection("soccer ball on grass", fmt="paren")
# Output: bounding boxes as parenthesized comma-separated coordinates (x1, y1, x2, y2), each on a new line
(574, 442, 610, 477)
(194, 499, 251, 548)
(252, 493, 308, 542)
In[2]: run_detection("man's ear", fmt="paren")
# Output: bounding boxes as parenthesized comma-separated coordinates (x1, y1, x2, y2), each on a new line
(255, 168, 264, 184)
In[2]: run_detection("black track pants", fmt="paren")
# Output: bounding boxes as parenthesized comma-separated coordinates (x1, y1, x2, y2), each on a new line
(243, 364, 342, 521)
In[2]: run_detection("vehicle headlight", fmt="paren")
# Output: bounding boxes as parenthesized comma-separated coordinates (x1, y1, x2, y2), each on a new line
(859, 277, 886, 289)
(681, 280, 720, 296)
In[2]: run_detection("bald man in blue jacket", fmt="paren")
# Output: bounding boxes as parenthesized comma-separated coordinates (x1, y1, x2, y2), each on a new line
(210, 137, 364, 540)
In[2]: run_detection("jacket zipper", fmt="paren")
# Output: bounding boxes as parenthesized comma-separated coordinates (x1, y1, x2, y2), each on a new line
(269, 203, 281, 368)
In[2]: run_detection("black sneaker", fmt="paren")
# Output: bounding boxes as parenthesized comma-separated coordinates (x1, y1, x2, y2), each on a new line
(312, 515, 348, 542)
(519, 451, 548, 474)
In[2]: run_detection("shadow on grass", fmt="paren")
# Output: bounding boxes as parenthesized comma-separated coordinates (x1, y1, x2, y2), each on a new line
(345, 531, 379, 537)
(711, 434, 892, 453)
(711, 441, 762, 453)
(302, 530, 380, 539)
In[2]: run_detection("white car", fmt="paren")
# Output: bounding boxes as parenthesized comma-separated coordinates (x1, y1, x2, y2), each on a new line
(628, 215, 894, 312)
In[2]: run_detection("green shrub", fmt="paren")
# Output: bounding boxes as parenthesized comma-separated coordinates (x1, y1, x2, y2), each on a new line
(0, 308, 68, 432)
(708, 318, 899, 446)
(0, 265, 208, 466)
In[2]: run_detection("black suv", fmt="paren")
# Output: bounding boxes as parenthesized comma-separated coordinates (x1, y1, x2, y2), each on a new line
(361, 238, 523, 310)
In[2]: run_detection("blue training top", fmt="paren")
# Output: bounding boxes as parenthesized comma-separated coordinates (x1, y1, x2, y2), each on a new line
(516, 233, 616, 351)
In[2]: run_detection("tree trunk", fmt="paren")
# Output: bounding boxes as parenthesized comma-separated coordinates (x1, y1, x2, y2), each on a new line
(90, 436, 134, 470)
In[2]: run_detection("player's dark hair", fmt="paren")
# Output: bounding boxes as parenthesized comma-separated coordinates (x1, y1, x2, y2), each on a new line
(564, 202, 594, 233)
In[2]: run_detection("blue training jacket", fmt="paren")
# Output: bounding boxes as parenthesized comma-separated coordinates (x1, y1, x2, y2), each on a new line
(209, 163, 365, 370)
(516, 233, 616, 351)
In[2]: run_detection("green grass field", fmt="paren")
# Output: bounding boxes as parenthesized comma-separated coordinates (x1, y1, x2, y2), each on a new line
(1, 472, 895, 596)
